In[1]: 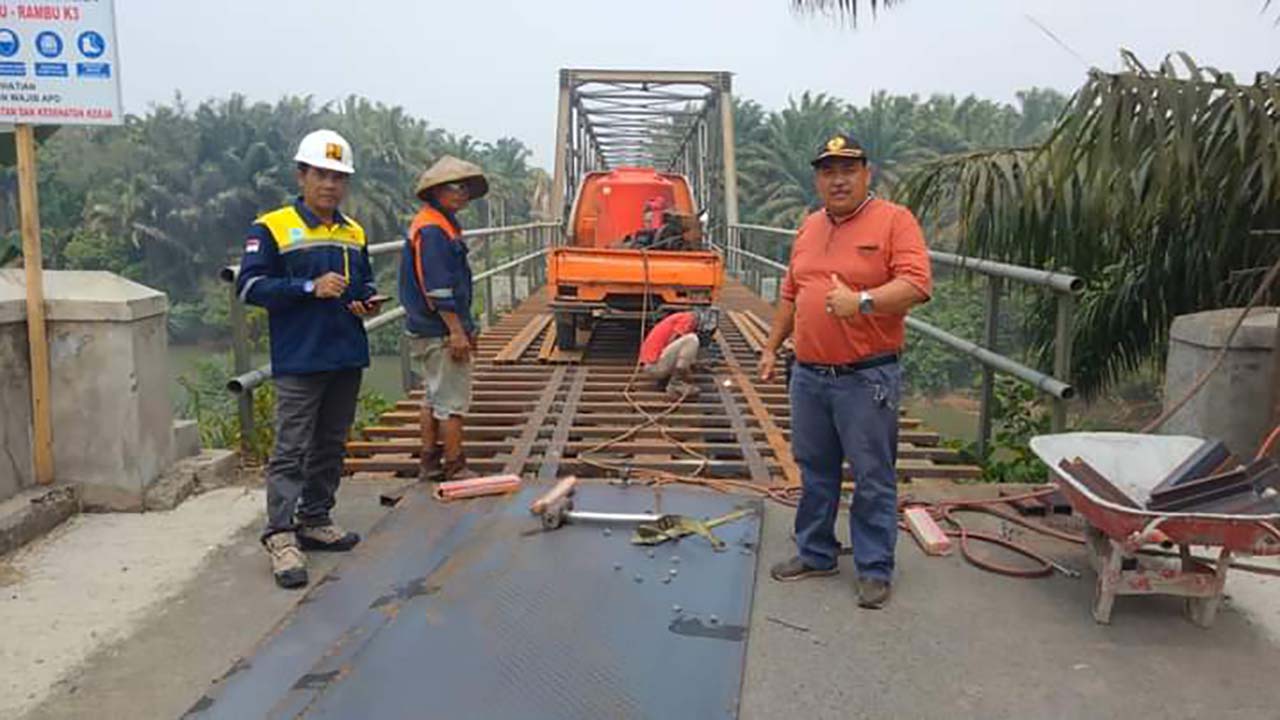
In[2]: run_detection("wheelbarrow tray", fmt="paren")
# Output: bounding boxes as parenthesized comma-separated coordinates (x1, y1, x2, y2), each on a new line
(1030, 432, 1280, 556)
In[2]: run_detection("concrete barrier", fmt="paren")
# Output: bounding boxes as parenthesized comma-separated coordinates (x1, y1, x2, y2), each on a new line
(0, 270, 175, 510)
(1163, 306, 1278, 458)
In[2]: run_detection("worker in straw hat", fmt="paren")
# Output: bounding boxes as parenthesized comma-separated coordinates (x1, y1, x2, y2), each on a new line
(399, 156, 490, 483)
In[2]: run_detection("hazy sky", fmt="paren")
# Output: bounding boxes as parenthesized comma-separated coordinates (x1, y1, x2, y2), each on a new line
(117, 0, 1280, 168)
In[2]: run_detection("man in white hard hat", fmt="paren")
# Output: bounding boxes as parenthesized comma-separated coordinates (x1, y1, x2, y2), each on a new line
(235, 129, 384, 589)
(399, 156, 489, 482)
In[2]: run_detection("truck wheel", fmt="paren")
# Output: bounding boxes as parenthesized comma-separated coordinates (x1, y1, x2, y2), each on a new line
(555, 313, 577, 351)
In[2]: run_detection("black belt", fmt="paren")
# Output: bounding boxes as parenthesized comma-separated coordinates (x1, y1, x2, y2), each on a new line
(797, 353, 898, 375)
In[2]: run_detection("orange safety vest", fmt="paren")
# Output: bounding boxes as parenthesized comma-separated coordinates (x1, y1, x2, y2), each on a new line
(407, 205, 460, 311)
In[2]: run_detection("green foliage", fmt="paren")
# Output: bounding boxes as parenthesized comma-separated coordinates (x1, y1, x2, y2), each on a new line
(177, 353, 392, 463)
(945, 376, 1052, 484)
(355, 390, 394, 434)
(176, 353, 275, 461)
(735, 88, 1068, 229)
(902, 276, 985, 395)
(901, 51, 1280, 398)
(1, 94, 544, 346)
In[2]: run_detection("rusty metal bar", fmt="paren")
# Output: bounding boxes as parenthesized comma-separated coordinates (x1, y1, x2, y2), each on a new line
(503, 365, 568, 475)
(538, 368, 588, 482)
(715, 376, 771, 485)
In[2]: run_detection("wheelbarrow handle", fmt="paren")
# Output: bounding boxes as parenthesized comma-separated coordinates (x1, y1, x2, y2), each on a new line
(1255, 520, 1280, 546)
(1124, 515, 1172, 554)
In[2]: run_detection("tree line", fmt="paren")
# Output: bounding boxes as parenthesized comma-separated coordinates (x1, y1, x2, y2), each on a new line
(0, 95, 549, 344)
(0, 86, 1065, 358)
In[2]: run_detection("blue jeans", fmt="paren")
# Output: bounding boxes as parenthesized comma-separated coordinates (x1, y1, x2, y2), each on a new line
(790, 362, 902, 580)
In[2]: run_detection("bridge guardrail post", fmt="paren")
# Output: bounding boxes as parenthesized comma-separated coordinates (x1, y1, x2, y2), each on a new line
(393, 250, 409, 393)
(228, 281, 255, 458)
(507, 230, 517, 310)
(1052, 292, 1076, 432)
(977, 276, 1003, 459)
(483, 235, 496, 329)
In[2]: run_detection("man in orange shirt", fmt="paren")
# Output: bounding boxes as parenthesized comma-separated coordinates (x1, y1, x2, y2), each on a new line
(759, 134, 932, 609)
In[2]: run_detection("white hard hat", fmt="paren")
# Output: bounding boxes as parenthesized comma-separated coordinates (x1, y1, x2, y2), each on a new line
(294, 129, 354, 174)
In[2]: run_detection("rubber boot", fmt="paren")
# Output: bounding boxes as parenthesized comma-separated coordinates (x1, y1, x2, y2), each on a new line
(419, 445, 444, 482)
(443, 453, 479, 481)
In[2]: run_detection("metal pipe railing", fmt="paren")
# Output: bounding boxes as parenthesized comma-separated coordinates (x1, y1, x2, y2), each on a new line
(929, 251, 1083, 296)
(724, 223, 1084, 451)
(905, 316, 1074, 400)
(222, 224, 556, 408)
(728, 223, 1083, 295)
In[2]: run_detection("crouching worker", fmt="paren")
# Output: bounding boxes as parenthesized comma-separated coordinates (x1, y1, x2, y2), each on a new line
(400, 156, 490, 483)
(639, 307, 716, 399)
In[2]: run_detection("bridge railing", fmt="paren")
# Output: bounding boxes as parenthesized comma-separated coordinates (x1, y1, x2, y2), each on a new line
(218, 221, 559, 455)
(723, 223, 1084, 458)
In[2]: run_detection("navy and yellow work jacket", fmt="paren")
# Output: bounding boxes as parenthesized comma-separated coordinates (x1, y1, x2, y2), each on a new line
(398, 202, 475, 338)
(235, 198, 376, 375)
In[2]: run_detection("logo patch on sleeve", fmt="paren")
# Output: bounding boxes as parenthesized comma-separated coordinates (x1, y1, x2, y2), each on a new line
(245, 238, 261, 253)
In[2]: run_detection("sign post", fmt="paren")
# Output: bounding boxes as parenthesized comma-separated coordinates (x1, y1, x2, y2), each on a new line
(2, 0, 122, 484)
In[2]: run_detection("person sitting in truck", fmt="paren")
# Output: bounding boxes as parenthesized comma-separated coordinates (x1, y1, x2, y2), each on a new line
(639, 307, 716, 398)
(642, 195, 669, 232)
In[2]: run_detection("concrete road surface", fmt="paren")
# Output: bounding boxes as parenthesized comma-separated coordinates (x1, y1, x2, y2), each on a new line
(6, 479, 1280, 720)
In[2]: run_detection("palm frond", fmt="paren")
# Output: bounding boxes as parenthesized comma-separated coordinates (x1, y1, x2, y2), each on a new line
(791, 0, 905, 23)
(901, 51, 1280, 397)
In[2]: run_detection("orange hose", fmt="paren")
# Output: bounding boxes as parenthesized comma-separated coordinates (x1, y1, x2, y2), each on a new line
(1256, 424, 1280, 460)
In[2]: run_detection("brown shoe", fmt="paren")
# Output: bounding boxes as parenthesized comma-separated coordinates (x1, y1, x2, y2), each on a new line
(419, 446, 444, 483)
(769, 555, 838, 582)
(297, 523, 361, 552)
(264, 532, 308, 589)
(443, 454, 479, 482)
(856, 577, 891, 609)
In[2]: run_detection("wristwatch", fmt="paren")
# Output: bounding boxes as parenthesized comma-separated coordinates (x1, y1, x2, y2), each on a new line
(303, 280, 316, 295)
(858, 290, 875, 314)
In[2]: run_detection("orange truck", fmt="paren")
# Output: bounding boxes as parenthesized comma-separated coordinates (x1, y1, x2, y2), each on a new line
(547, 167, 724, 350)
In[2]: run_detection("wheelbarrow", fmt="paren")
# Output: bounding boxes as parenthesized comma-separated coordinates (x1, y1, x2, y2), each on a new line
(1030, 432, 1280, 628)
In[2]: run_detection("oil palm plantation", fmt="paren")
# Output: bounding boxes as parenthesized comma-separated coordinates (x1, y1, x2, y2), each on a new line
(900, 52, 1280, 397)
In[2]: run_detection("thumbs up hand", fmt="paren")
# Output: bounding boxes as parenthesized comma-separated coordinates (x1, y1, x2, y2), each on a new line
(825, 274, 860, 318)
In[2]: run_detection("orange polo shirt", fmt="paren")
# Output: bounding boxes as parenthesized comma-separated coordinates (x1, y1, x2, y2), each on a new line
(780, 198, 932, 365)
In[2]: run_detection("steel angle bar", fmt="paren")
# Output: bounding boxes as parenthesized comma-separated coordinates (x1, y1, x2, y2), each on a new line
(581, 109, 705, 117)
(503, 365, 568, 475)
(566, 69, 727, 85)
(715, 380, 771, 485)
(539, 368, 588, 482)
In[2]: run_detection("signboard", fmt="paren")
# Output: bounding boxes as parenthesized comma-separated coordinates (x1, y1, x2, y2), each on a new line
(0, 0, 121, 125)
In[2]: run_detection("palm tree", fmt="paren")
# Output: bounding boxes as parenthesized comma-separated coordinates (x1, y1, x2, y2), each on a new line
(791, 0, 1277, 24)
(739, 92, 850, 230)
(900, 51, 1280, 397)
(849, 90, 935, 188)
(790, 0, 904, 23)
